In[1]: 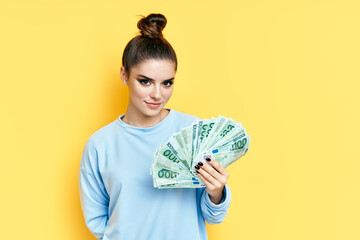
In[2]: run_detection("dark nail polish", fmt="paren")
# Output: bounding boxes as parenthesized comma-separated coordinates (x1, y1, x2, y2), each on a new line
(195, 165, 200, 170)
(205, 157, 211, 162)
(198, 161, 203, 166)
(196, 170, 199, 174)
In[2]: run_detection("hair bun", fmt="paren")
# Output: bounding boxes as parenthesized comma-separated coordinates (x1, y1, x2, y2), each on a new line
(137, 13, 167, 38)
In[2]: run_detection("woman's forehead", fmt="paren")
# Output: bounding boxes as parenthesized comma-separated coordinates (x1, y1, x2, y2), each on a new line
(130, 59, 176, 78)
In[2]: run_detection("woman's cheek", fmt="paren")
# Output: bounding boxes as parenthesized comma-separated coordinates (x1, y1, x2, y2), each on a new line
(164, 88, 174, 100)
(133, 86, 147, 99)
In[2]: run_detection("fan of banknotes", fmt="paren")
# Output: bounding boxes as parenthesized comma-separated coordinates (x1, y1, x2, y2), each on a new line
(150, 116, 250, 188)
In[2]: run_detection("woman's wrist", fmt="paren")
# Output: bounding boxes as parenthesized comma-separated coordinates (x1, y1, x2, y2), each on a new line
(208, 187, 224, 204)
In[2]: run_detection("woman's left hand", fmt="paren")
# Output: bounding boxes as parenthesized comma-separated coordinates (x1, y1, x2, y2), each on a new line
(195, 156, 230, 204)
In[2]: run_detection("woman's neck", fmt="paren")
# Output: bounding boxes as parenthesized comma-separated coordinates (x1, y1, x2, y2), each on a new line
(122, 108, 170, 128)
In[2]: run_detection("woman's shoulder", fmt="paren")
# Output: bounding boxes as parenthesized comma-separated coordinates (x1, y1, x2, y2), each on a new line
(171, 109, 201, 126)
(85, 120, 119, 148)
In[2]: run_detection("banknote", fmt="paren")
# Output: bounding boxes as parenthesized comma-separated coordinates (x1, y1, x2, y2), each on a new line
(151, 116, 250, 188)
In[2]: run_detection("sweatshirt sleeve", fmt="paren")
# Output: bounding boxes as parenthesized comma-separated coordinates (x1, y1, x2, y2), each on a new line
(79, 140, 110, 240)
(197, 184, 232, 224)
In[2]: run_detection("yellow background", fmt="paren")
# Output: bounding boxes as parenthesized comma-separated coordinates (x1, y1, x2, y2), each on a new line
(1, 0, 359, 239)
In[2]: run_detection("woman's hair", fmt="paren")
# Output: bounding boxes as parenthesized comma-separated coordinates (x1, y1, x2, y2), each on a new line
(121, 13, 178, 75)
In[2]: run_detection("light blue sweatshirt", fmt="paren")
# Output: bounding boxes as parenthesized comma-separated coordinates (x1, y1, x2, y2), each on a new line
(79, 109, 231, 240)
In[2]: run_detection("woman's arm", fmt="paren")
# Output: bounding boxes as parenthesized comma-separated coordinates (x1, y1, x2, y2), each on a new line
(79, 142, 110, 239)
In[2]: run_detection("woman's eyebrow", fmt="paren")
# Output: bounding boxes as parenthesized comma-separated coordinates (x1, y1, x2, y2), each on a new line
(138, 75, 174, 81)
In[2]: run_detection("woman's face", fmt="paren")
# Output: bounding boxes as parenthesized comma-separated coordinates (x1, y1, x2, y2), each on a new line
(120, 59, 176, 119)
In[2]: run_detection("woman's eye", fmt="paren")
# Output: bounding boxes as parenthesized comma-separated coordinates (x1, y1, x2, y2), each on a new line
(138, 79, 150, 85)
(163, 81, 173, 87)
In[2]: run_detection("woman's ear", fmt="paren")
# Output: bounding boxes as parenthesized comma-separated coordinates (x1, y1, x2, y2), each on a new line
(120, 66, 129, 86)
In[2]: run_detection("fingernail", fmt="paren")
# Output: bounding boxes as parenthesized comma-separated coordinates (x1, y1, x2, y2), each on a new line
(198, 161, 203, 166)
(205, 157, 211, 162)
(196, 170, 199, 174)
(195, 165, 200, 170)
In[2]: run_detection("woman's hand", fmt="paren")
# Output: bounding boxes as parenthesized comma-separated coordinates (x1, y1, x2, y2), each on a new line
(195, 156, 230, 204)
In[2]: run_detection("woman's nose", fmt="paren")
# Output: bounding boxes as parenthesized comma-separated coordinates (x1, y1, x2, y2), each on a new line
(150, 85, 161, 99)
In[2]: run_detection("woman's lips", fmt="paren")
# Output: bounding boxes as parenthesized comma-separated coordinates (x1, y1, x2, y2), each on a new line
(145, 102, 161, 109)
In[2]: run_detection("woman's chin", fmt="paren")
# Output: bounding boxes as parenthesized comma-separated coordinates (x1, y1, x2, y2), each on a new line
(141, 108, 163, 118)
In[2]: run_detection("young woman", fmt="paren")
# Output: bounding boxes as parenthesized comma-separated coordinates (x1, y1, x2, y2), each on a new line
(79, 13, 231, 240)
